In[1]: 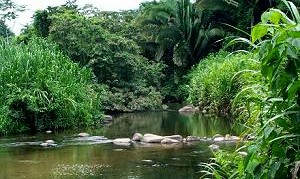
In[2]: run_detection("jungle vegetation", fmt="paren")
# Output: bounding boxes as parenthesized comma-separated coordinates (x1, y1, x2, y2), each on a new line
(0, 0, 299, 177)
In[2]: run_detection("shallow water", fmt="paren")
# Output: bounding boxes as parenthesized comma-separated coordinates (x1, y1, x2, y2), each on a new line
(0, 111, 234, 179)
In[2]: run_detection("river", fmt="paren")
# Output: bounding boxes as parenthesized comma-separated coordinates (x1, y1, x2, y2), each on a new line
(0, 110, 234, 178)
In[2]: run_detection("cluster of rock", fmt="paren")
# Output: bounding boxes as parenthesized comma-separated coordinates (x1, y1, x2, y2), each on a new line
(111, 133, 247, 147)
(39, 131, 253, 154)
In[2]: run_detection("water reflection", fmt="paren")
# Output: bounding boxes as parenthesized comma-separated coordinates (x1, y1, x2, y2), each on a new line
(103, 111, 231, 138)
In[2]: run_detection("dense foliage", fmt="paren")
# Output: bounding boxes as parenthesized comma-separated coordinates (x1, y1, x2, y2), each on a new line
(0, 39, 102, 134)
(199, 1, 300, 178)
(48, 8, 163, 112)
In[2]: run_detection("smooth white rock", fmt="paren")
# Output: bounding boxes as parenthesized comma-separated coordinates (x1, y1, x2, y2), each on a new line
(161, 138, 180, 144)
(78, 133, 90, 137)
(164, 135, 183, 142)
(113, 138, 132, 143)
(142, 134, 165, 143)
(186, 136, 201, 142)
(45, 140, 55, 144)
(40, 143, 48, 147)
(213, 137, 225, 142)
(132, 133, 143, 141)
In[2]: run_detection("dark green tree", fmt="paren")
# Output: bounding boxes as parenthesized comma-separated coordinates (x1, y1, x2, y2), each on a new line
(48, 8, 163, 111)
(33, 10, 51, 37)
(0, 20, 13, 37)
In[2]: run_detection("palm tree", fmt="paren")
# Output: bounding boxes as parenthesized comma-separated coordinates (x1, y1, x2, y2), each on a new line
(138, 0, 224, 71)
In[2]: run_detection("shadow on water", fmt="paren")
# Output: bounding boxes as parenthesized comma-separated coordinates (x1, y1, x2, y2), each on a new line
(0, 111, 234, 179)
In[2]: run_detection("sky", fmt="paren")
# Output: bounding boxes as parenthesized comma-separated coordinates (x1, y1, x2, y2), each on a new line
(7, 0, 151, 35)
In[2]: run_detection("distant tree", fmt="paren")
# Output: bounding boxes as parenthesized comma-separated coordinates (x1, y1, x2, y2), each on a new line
(33, 10, 51, 37)
(0, 0, 25, 21)
(0, 20, 13, 37)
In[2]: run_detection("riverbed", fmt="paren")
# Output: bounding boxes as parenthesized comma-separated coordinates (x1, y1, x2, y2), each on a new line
(0, 111, 235, 178)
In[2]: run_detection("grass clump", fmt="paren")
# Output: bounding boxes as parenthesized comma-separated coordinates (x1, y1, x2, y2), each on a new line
(0, 38, 103, 134)
(187, 51, 259, 116)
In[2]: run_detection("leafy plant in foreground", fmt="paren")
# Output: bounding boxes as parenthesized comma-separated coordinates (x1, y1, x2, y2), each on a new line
(203, 1, 300, 178)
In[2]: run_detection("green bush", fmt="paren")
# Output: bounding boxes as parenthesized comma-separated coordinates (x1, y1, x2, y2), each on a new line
(187, 51, 259, 115)
(0, 38, 103, 134)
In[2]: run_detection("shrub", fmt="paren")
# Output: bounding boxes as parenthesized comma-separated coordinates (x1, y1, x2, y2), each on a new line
(0, 38, 103, 134)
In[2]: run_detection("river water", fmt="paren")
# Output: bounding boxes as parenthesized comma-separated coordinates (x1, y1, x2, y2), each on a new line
(0, 111, 234, 179)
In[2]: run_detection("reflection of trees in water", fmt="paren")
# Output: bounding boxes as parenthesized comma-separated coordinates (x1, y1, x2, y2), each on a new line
(161, 111, 191, 136)
(161, 112, 231, 137)
(104, 112, 163, 137)
(185, 114, 231, 137)
(103, 111, 231, 138)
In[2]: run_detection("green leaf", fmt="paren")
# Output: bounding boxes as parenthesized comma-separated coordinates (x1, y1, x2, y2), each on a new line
(287, 80, 300, 99)
(268, 161, 281, 179)
(261, 10, 281, 25)
(264, 126, 274, 139)
(246, 157, 260, 176)
(251, 24, 269, 43)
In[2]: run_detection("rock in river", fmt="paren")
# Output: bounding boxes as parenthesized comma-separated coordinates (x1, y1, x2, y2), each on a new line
(164, 135, 183, 142)
(178, 105, 196, 113)
(132, 133, 143, 141)
(45, 140, 55, 144)
(113, 138, 132, 146)
(186, 136, 201, 142)
(40, 143, 49, 147)
(213, 137, 225, 142)
(161, 138, 180, 144)
(209, 144, 220, 152)
(142, 134, 165, 143)
(78, 133, 90, 137)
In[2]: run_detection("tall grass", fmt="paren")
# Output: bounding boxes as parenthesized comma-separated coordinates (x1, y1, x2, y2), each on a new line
(0, 38, 103, 134)
(187, 51, 259, 116)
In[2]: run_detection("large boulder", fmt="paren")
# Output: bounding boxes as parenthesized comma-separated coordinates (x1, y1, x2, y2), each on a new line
(142, 134, 165, 143)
